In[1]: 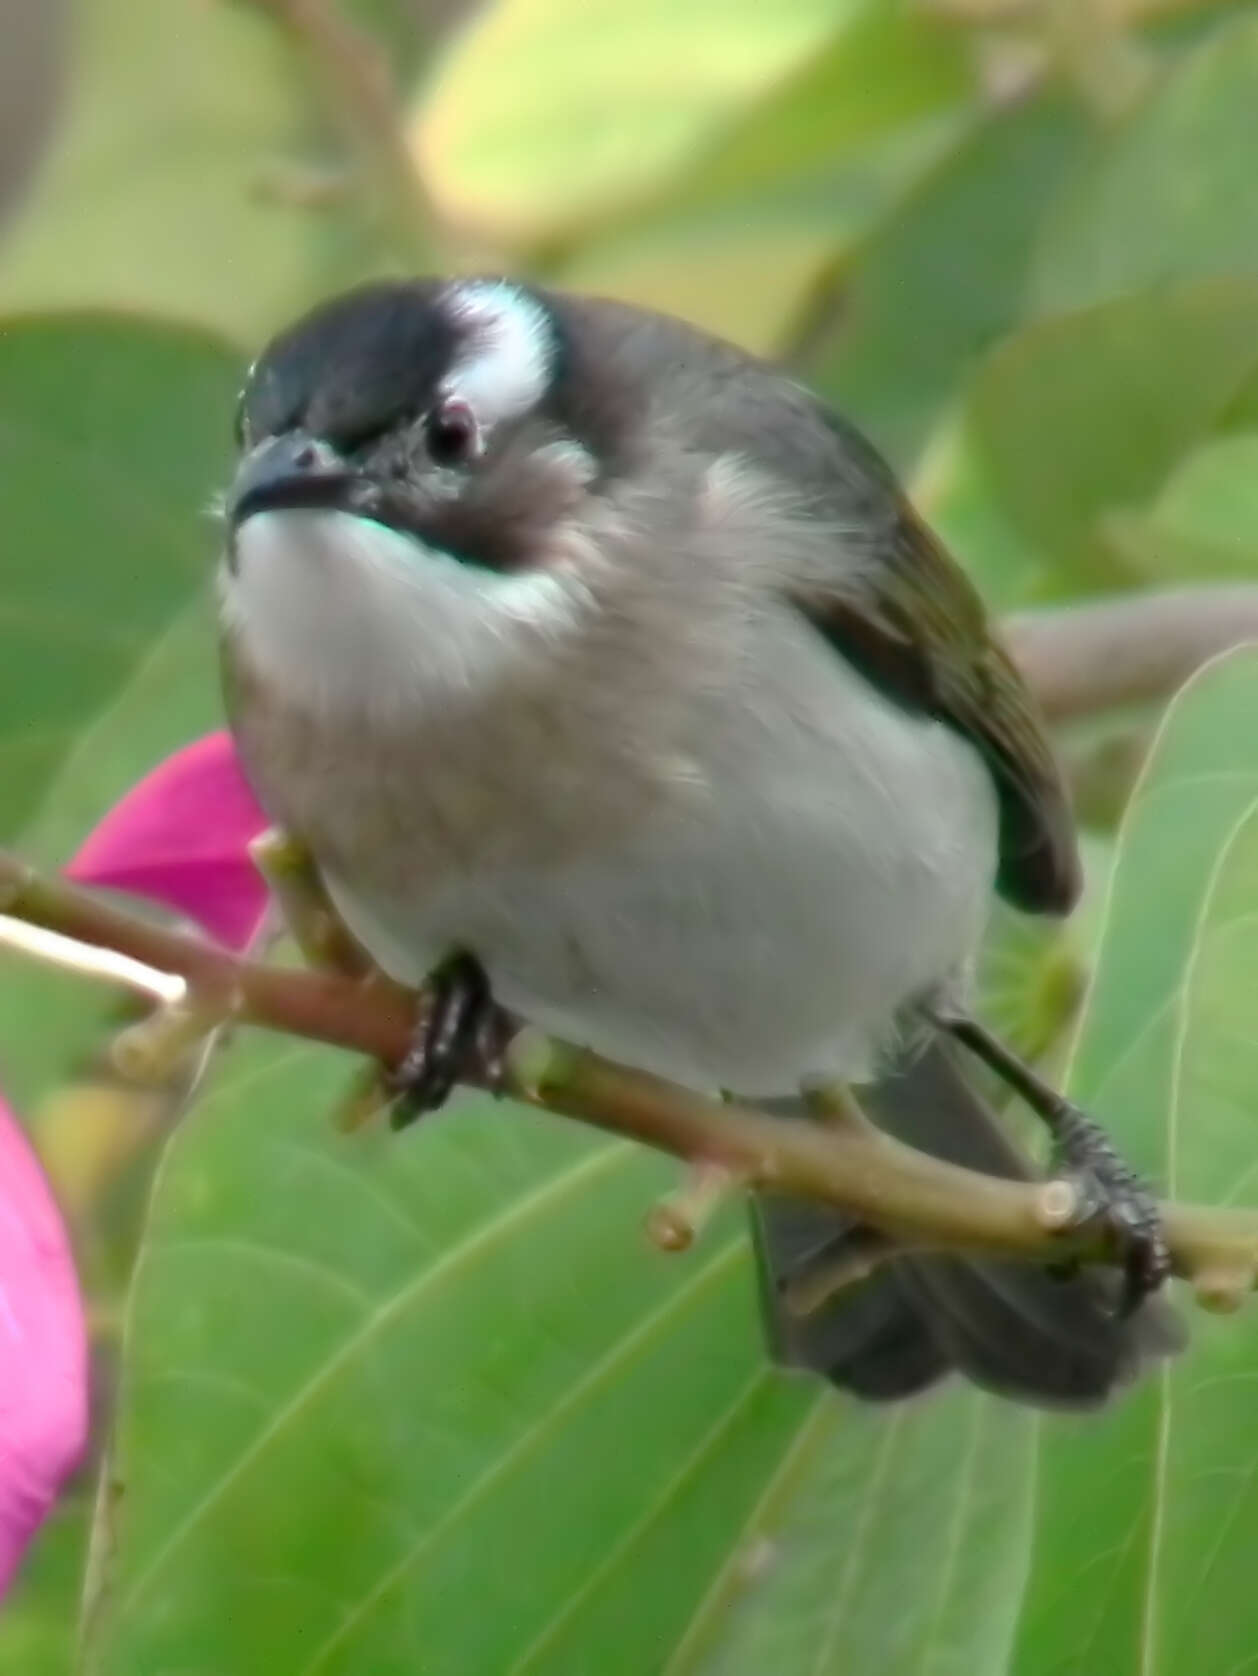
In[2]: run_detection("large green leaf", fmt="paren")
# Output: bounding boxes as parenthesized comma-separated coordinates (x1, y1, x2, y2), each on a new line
(1105, 432, 1258, 581)
(0, 313, 241, 1673)
(84, 1041, 805, 1674)
(83, 1017, 1044, 1676)
(969, 279, 1258, 581)
(811, 90, 1090, 467)
(685, 1389, 1034, 1676)
(0, 315, 237, 849)
(1012, 645, 1258, 1676)
(1030, 12, 1258, 316)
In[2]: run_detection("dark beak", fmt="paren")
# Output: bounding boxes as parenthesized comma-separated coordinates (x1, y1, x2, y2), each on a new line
(229, 432, 357, 527)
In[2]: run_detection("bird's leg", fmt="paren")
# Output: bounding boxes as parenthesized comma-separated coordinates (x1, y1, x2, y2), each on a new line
(386, 950, 514, 1127)
(930, 1009, 1170, 1312)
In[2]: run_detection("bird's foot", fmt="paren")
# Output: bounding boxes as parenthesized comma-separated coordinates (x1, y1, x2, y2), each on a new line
(386, 951, 513, 1127)
(1051, 1103, 1171, 1314)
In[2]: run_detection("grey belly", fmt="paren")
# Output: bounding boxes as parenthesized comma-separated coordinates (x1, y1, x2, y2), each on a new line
(322, 748, 996, 1095)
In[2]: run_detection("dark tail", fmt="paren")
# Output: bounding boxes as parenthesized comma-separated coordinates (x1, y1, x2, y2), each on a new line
(751, 1040, 1184, 1409)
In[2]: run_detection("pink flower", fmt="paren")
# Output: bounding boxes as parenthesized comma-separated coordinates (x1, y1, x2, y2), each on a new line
(1, 732, 267, 1593)
(0, 1098, 88, 1593)
(67, 731, 269, 950)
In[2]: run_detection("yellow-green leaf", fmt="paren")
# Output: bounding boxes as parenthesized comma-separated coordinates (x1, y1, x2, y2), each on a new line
(0, 0, 406, 345)
(0, 315, 238, 848)
(413, 0, 845, 242)
(969, 280, 1258, 581)
(1013, 645, 1258, 1676)
(1030, 13, 1258, 316)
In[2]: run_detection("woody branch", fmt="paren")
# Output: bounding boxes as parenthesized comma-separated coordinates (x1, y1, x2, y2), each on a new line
(2, 845, 1257, 1312)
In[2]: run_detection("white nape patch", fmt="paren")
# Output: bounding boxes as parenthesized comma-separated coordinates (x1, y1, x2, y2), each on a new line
(439, 280, 554, 434)
(221, 508, 582, 714)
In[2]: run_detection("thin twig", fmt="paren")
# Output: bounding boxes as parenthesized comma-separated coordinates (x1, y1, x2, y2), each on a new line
(2, 849, 1256, 1303)
(246, 0, 438, 256)
(1005, 588, 1258, 723)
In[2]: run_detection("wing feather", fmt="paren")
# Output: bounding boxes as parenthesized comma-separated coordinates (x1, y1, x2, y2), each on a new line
(793, 501, 1081, 916)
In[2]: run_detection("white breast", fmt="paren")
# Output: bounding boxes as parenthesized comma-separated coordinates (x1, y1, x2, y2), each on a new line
(321, 608, 999, 1095)
(221, 507, 585, 717)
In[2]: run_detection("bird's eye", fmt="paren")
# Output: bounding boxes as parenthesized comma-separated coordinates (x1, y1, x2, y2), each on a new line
(423, 400, 480, 467)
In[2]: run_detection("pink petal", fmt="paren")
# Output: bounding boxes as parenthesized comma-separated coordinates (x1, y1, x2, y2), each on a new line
(0, 1096, 87, 1593)
(67, 732, 269, 951)
(2, 736, 265, 1585)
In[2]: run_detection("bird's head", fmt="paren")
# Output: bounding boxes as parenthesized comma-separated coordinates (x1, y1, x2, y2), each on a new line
(219, 277, 626, 712)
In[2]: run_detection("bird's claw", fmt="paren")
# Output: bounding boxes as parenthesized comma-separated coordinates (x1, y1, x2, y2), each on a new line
(386, 951, 512, 1127)
(1052, 1102, 1171, 1315)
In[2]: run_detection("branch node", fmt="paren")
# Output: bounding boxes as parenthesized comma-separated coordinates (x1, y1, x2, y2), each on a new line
(504, 1026, 566, 1101)
(111, 1001, 222, 1085)
(645, 1161, 739, 1253)
(754, 1150, 783, 1184)
(1194, 1267, 1255, 1315)
(248, 827, 310, 879)
(1035, 1177, 1081, 1232)
(803, 1081, 877, 1132)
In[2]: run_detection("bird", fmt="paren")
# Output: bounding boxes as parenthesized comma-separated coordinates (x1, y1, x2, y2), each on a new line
(217, 275, 1183, 1411)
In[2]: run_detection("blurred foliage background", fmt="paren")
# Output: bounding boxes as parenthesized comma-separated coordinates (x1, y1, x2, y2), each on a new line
(4, 0, 1258, 1671)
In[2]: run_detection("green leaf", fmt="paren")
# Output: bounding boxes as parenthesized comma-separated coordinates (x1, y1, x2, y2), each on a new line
(17, 601, 221, 869)
(1030, 13, 1258, 316)
(812, 90, 1090, 466)
(85, 1019, 1043, 1676)
(914, 412, 1049, 610)
(1155, 431, 1258, 550)
(556, 219, 843, 361)
(83, 1038, 814, 1674)
(555, 0, 972, 353)
(56, 926, 1052, 1675)
(656, 0, 971, 216)
(1106, 432, 1258, 581)
(684, 1390, 1034, 1676)
(969, 279, 1258, 581)
(413, 0, 846, 243)
(0, 315, 237, 850)
(0, 307, 234, 1656)
(1012, 644, 1258, 1676)
(0, 316, 244, 1674)
(0, 0, 404, 345)
(0, 1492, 92, 1676)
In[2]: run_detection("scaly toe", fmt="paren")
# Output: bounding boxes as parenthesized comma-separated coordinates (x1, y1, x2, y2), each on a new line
(386, 951, 499, 1128)
(1052, 1101, 1170, 1314)
(472, 1003, 516, 1099)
